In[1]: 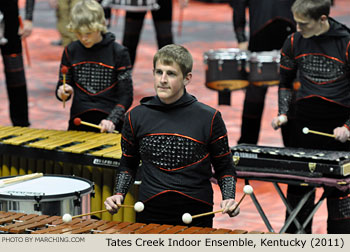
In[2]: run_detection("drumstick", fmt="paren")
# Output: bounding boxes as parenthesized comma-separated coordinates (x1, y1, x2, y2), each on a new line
(62, 201, 144, 222)
(61, 66, 68, 108)
(302, 127, 350, 141)
(182, 185, 254, 224)
(0, 173, 43, 187)
(73, 118, 119, 133)
(18, 16, 31, 67)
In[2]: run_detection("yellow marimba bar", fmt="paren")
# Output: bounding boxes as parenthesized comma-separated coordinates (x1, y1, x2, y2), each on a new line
(0, 125, 137, 222)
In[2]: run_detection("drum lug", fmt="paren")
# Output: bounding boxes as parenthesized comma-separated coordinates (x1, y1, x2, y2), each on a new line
(34, 196, 42, 211)
(218, 60, 223, 72)
(258, 62, 263, 74)
(74, 191, 82, 207)
(237, 60, 242, 71)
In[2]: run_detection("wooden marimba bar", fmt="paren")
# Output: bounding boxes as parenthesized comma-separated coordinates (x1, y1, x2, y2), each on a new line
(0, 126, 137, 223)
(0, 211, 267, 234)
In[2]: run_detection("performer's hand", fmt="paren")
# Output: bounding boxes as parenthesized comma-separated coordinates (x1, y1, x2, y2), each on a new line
(334, 126, 350, 143)
(104, 194, 124, 214)
(271, 115, 288, 130)
(57, 84, 73, 101)
(221, 199, 240, 217)
(99, 119, 116, 133)
(18, 20, 33, 38)
(238, 41, 248, 50)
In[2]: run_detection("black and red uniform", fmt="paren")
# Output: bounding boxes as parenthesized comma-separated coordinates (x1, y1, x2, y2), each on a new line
(279, 17, 350, 233)
(230, 0, 296, 145)
(0, 0, 35, 127)
(55, 32, 133, 132)
(114, 92, 237, 227)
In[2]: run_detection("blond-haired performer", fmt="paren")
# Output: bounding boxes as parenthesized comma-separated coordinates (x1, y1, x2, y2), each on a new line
(55, 0, 133, 133)
(105, 44, 239, 227)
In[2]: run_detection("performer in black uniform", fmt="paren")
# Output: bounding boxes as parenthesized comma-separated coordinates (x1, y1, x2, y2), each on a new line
(121, 0, 175, 67)
(272, 0, 350, 233)
(0, 0, 35, 127)
(55, 0, 133, 133)
(104, 44, 239, 227)
(230, 0, 296, 145)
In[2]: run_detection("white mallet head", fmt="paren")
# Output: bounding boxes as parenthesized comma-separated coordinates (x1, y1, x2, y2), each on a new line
(134, 201, 144, 213)
(278, 115, 287, 124)
(302, 127, 309, 134)
(243, 185, 254, 195)
(182, 213, 192, 224)
(62, 213, 72, 223)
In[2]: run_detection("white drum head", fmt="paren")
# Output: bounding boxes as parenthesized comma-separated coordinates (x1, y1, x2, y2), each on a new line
(0, 175, 93, 200)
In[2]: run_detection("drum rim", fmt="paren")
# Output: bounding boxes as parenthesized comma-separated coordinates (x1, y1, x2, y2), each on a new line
(0, 174, 94, 201)
(203, 48, 250, 61)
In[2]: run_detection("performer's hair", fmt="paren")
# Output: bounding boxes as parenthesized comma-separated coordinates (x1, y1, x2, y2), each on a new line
(292, 0, 331, 20)
(67, 0, 107, 33)
(153, 44, 193, 77)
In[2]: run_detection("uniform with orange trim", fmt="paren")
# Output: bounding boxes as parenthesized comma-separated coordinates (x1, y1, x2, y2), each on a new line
(118, 92, 237, 227)
(274, 0, 350, 234)
(55, 0, 133, 132)
(105, 44, 238, 228)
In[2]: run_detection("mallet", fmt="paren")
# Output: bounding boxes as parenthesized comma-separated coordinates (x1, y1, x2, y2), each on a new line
(62, 201, 144, 223)
(73, 118, 119, 133)
(182, 185, 254, 225)
(302, 127, 344, 139)
(61, 66, 68, 108)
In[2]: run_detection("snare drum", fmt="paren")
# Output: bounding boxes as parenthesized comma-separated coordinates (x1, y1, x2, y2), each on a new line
(109, 0, 160, 12)
(0, 175, 94, 216)
(247, 50, 281, 86)
(204, 48, 250, 91)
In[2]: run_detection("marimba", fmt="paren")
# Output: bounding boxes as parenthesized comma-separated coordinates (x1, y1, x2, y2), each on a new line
(232, 144, 350, 178)
(231, 144, 350, 233)
(0, 126, 137, 222)
(0, 211, 267, 234)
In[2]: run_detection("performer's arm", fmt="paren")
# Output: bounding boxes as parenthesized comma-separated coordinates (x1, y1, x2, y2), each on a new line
(114, 111, 140, 197)
(19, 0, 35, 38)
(104, 111, 139, 214)
(56, 48, 73, 101)
(333, 41, 350, 142)
(209, 111, 239, 217)
(209, 111, 236, 200)
(107, 47, 133, 125)
(25, 0, 35, 21)
(278, 34, 297, 116)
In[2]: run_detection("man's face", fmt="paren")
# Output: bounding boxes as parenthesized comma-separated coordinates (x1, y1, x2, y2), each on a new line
(293, 12, 325, 38)
(75, 30, 102, 48)
(153, 60, 192, 104)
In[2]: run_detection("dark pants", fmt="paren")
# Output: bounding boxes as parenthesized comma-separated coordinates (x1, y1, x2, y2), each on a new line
(238, 84, 268, 144)
(285, 97, 350, 234)
(122, 0, 173, 66)
(137, 191, 214, 227)
(238, 84, 297, 147)
(0, 1, 30, 126)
